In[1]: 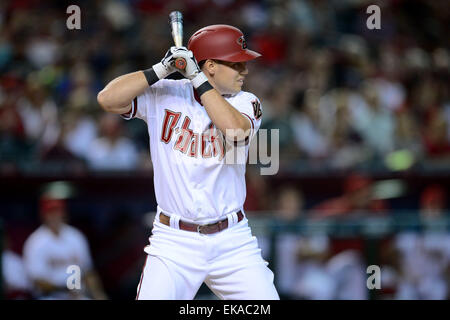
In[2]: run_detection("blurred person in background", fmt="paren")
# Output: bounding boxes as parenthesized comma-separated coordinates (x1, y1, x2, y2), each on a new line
(22, 194, 107, 300)
(292, 230, 368, 300)
(1, 231, 32, 299)
(16, 76, 60, 152)
(270, 185, 306, 299)
(37, 109, 89, 172)
(422, 107, 450, 162)
(318, 89, 369, 170)
(250, 20, 289, 68)
(311, 174, 388, 219)
(244, 166, 271, 212)
(290, 235, 336, 300)
(262, 81, 299, 163)
(0, 78, 33, 172)
(305, 49, 332, 93)
(62, 104, 99, 162)
(276, 185, 305, 222)
(271, 185, 367, 299)
(291, 89, 330, 162)
(420, 184, 447, 221)
(392, 184, 450, 300)
(60, 61, 99, 146)
(325, 249, 367, 300)
(85, 112, 139, 171)
(392, 107, 424, 164)
(350, 81, 395, 158)
(38, 129, 87, 174)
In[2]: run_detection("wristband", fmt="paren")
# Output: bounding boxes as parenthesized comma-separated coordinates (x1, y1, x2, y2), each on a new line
(191, 72, 214, 97)
(196, 81, 214, 97)
(143, 68, 159, 86)
(191, 72, 208, 88)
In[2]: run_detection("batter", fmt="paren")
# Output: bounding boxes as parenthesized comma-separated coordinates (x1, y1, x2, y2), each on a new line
(97, 24, 279, 300)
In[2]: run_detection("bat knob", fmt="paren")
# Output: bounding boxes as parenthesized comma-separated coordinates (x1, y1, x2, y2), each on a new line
(175, 58, 186, 70)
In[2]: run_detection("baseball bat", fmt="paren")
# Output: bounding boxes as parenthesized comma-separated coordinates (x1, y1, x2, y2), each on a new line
(169, 11, 186, 70)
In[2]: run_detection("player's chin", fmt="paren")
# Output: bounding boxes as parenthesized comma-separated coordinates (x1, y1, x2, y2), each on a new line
(224, 87, 241, 95)
(234, 82, 244, 92)
(222, 83, 242, 95)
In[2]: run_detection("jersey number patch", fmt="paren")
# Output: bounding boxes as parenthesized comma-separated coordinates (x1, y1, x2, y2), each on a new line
(252, 100, 262, 120)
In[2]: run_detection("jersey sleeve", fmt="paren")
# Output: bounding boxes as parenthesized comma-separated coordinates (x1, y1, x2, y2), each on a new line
(232, 92, 263, 142)
(120, 81, 165, 122)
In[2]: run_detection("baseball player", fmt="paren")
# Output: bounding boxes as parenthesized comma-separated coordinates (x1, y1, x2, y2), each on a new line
(22, 194, 107, 299)
(97, 24, 279, 300)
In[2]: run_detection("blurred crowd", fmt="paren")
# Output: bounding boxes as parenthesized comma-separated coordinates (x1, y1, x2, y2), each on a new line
(256, 179, 450, 300)
(3, 176, 449, 300)
(0, 0, 449, 175)
(2, 193, 107, 300)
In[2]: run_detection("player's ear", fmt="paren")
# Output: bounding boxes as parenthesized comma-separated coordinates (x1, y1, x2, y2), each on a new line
(203, 59, 216, 76)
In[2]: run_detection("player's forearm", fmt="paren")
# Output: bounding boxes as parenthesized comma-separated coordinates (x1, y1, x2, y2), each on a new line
(97, 71, 148, 114)
(200, 89, 251, 141)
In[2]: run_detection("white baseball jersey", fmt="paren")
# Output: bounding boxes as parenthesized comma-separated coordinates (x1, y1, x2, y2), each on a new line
(23, 224, 93, 292)
(123, 79, 262, 224)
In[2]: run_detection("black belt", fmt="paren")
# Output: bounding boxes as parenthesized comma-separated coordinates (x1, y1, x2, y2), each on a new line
(159, 211, 244, 234)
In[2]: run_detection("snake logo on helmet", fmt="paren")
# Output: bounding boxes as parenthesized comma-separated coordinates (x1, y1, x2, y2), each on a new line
(237, 36, 247, 50)
(187, 24, 261, 63)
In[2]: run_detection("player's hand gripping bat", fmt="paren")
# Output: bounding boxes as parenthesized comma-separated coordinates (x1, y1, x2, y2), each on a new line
(169, 11, 186, 70)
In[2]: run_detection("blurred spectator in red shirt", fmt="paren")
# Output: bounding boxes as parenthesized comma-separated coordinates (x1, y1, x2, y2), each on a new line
(0, 77, 33, 173)
(0, 92, 25, 138)
(251, 26, 288, 67)
(422, 108, 450, 158)
(420, 184, 447, 220)
(244, 167, 271, 212)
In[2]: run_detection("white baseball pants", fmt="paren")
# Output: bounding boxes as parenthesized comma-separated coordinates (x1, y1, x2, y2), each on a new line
(136, 212, 279, 300)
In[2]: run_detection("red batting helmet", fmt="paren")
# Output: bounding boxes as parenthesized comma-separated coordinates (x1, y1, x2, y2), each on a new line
(187, 25, 261, 63)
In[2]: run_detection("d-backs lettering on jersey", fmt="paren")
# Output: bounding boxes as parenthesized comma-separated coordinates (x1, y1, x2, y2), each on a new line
(161, 110, 226, 160)
(123, 79, 262, 223)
